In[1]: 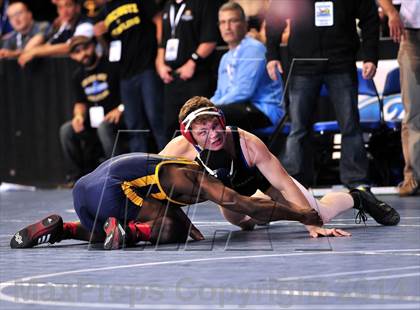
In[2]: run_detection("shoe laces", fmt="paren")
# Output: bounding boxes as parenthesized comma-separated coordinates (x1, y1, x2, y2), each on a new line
(355, 209, 368, 225)
(354, 195, 368, 225)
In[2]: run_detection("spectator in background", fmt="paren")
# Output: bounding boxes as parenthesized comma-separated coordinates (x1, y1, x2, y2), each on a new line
(377, 0, 402, 38)
(17, 0, 89, 66)
(0, 0, 13, 36)
(266, 0, 379, 189)
(155, 0, 218, 140)
(211, 2, 283, 133)
(378, 0, 420, 196)
(233, 0, 269, 42)
(79, 0, 106, 21)
(95, 0, 166, 153)
(60, 35, 125, 186)
(46, 0, 81, 44)
(0, 1, 49, 58)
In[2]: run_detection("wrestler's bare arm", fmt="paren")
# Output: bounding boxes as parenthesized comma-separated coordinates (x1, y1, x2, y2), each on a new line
(140, 197, 204, 241)
(240, 130, 312, 211)
(164, 165, 321, 225)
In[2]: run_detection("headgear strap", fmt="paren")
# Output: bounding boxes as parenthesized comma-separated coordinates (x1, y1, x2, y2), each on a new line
(182, 107, 223, 131)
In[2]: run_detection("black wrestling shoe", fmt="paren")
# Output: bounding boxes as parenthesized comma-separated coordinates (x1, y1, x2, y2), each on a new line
(103, 217, 128, 250)
(350, 188, 400, 226)
(10, 214, 63, 248)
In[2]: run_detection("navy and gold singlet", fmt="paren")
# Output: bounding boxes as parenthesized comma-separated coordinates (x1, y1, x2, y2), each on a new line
(72, 153, 197, 231)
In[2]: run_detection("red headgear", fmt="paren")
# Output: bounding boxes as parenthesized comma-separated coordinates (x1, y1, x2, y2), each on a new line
(180, 107, 226, 145)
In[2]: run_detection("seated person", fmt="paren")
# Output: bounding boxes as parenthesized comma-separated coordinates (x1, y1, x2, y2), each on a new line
(211, 2, 283, 133)
(10, 152, 329, 250)
(60, 35, 125, 185)
(17, 0, 92, 66)
(0, 1, 49, 58)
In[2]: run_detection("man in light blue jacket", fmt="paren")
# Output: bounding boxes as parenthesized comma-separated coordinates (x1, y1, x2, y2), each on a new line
(211, 2, 283, 134)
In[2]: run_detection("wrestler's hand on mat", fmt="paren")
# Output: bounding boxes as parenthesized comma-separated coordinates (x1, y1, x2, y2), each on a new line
(189, 224, 205, 241)
(237, 218, 256, 231)
(306, 225, 351, 238)
(171, 207, 204, 241)
(301, 209, 324, 227)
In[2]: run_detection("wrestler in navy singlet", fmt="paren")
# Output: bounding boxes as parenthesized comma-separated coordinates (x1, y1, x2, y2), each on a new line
(72, 153, 195, 231)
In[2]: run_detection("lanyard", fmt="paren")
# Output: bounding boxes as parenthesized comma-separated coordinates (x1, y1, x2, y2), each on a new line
(227, 43, 242, 82)
(52, 22, 71, 41)
(16, 33, 22, 49)
(169, 2, 186, 38)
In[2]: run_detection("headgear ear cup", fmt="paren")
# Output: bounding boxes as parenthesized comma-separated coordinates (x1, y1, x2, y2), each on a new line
(179, 107, 226, 145)
(180, 121, 196, 144)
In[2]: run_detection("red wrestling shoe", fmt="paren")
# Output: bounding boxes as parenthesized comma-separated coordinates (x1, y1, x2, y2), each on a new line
(10, 215, 63, 248)
(103, 217, 128, 250)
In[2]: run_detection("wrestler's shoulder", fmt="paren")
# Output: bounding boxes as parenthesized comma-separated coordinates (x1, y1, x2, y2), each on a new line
(160, 136, 195, 158)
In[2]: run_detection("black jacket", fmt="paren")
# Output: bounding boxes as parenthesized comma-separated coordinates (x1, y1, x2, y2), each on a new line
(266, 0, 379, 74)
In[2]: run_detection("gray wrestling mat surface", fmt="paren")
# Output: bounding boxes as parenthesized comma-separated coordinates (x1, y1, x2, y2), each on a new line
(0, 190, 419, 309)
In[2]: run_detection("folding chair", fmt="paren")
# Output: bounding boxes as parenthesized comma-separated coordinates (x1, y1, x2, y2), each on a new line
(366, 67, 405, 185)
(313, 68, 383, 134)
(381, 67, 404, 130)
